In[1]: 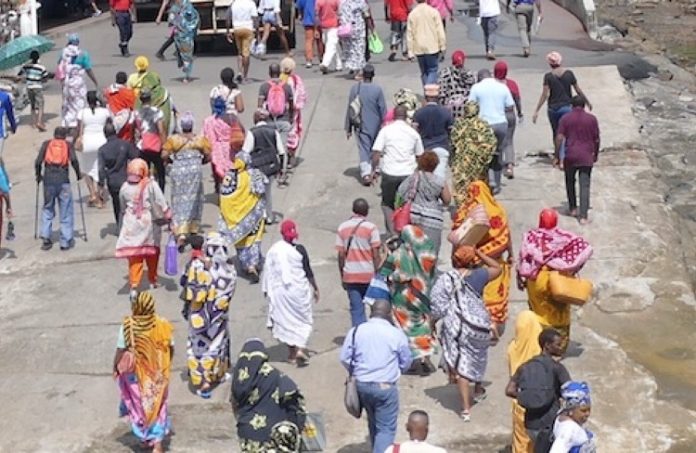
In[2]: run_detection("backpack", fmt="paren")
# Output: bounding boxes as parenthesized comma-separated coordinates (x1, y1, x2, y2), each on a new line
(348, 83, 362, 130)
(266, 80, 287, 117)
(516, 355, 556, 411)
(44, 139, 69, 166)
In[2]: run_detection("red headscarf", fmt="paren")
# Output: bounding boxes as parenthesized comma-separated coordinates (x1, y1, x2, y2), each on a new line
(280, 219, 299, 243)
(494, 60, 520, 99)
(538, 208, 558, 229)
(451, 50, 466, 67)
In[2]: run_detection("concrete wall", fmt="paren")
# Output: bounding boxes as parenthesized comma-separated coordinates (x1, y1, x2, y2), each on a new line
(552, 0, 598, 39)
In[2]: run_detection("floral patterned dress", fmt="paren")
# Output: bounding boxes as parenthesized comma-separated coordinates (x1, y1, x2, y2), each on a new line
(339, 0, 369, 72)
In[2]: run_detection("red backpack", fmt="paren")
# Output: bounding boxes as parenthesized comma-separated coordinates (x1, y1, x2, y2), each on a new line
(44, 139, 69, 166)
(266, 80, 287, 117)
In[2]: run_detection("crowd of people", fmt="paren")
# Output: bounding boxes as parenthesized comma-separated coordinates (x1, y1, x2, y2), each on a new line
(0, 0, 608, 450)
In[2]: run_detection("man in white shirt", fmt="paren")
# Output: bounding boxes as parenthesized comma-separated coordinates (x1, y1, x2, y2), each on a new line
(478, 0, 501, 60)
(371, 105, 424, 234)
(469, 68, 514, 193)
(226, 0, 258, 81)
(384, 410, 447, 453)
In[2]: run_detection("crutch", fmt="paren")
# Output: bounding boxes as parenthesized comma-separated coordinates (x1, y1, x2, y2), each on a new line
(33, 181, 39, 240)
(75, 179, 88, 242)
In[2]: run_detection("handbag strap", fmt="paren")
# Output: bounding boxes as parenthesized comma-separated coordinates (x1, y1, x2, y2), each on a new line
(407, 172, 420, 202)
(345, 219, 366, 253)
(393, 444, 400, 453)
(348, 324, 359, 377)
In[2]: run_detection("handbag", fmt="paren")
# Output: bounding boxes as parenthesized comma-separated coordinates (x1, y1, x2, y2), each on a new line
(447, 204, 490, 246)
(392, 172, 420, 233)
(368, 31, 384, 54)
(548, 271, 593, 306)
(337, 22, 353, 38)
(165, 234, 178, 276)
(348, 82, 362, 129)
(344, 325, 363, 418)
(300, 412, 327, 451)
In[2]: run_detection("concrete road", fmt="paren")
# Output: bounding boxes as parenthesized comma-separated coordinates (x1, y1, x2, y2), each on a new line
(1, 1, 695, 452)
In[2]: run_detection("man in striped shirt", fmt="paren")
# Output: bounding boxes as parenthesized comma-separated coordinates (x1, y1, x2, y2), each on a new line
(336, 198, 382, 326)
(18, 50, 49, 131)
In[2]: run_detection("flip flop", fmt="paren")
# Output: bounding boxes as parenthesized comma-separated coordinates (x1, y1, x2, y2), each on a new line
(459, 410, 471, 422)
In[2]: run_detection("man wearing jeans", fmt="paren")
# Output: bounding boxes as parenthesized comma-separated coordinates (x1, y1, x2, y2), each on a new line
(407, 0, 446, 86)
(556, 95, 600, 225)
(336, 198, 382, 326)
(479, 0, 500, 60)
(258, 63, 294, 149)
(340, 300, 412, 453)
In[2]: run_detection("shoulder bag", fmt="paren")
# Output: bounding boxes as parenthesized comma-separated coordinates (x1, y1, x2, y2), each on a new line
(348, 82, 362, 130)
(392, 172, 420, 233)
(344, 325, 363, 418)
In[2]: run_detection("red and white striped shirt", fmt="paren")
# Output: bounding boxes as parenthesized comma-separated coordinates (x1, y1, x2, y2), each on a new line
(336, 216, 381, 284)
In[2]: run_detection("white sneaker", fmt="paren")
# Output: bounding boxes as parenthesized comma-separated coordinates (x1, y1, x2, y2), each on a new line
(93, 9, 102, 17)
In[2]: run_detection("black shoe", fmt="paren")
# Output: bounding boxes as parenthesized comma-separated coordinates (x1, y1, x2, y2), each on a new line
(119, 43, 128, 57)
(234, 74, 243, 84)
(41, 239, 53, 251)
(388, 52, 396, 62)
(155, 52, 166, 61)
(60, 239, 75, 251)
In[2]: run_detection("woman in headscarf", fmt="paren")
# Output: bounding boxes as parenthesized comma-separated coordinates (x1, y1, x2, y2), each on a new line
(382, 88, 419, 126)
(507, 310, 543, 452)
(430, 244, 501, 421)
(280, 57, 308, 165)
(57, 34, 96, 132)
(230, 339, 306, 452)
(436, 50, 476, 120)
(338, 0, 371, 79)
(451, 175, 514, 336)
(550, 381, 596, 453)
(112, 291, 174, 453)
(494, 61, 523, 179)
(379, 225, 438, 374)
(183, 232, 237, 398)
(263, 220, 319, 365)
(218, 152, 266, 282)
(450, 101, 497, 205)
(203, 97, 248, 192)
(128, 56, 174, 135)
(517, 208, 593, 352)
(162, 112, 211, 246)
(115, 158, 172, 297)
(173, 0, 200, 83)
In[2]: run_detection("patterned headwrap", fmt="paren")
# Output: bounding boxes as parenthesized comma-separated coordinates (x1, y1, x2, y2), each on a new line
(123, 291, 157, 350)
(452, 244, 476, 268)
(126, 158, 150, 219)
(67, 33, 79, 45)
(180, 111, 195, 131)
(205, 231, 229, 264)
(559, 381, 592, 413)
(271, 421, 301, 452)
(546, 51, 563, 67)
(393, 88, 419, 119)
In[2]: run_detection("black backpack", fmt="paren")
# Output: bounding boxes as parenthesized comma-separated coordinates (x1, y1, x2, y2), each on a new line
(517, 355, 556, 411)
(534, 422, 556, 453)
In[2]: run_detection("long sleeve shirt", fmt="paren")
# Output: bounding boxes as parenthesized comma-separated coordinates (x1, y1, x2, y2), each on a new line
(99, 136, 139, 192)
(35, 139, 81, 185)
(407, 3, 446, 57)
(340, 317, 413, 383)
(0, 92, 17, 137)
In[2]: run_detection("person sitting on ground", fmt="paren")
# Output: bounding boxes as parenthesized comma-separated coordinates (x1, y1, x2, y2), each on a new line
(549, 381, 596, 453)
(384, 410, 447, 452)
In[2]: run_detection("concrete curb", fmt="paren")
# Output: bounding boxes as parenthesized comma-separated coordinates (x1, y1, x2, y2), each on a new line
(41, 14, 112, 41)
(552, 0, 598, 39)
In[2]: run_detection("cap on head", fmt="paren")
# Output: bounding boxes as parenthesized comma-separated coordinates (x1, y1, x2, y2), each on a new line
(546, 51, 563, 67)
(424, 84, 440, 98)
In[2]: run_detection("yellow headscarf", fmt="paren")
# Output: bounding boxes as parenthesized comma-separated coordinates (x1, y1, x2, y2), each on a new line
(507, 310, 543, 374)
(134, 55, 149, 72)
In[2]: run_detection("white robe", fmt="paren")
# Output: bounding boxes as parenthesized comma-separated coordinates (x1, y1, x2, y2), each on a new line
(262, 240, 314, 348)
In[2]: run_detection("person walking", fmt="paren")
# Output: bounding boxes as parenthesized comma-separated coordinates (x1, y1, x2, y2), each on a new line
(203, 97, 247, 192)
(244, 109, 286, 224)
(507, 0, 541, 57)
(173, 0, 200, 83)
(413, 84, 453, 180)
(316, 0, 343, 73)
(493, 61, 523, 179)
(371, 105, 424, 234)
(427, 0, 453, 30)
(556, 95, 600, 225)
(110, 0, 134, 57)
(280, 57, 308, 164)
(134, 90, 167, 191)
(263, 220, 319, 366)
(98, 122, 139, 227)
(17, 50, 49, 131)
(339, 0, 371, 79)
(104, 72, 136, 141)
(384, 0, 412, 62)
(76, 90, 110, 208)
(257, 0, 292, 56)
(0, 87, 17, 172)
(336, 198, 382, 326)
(340, 299, 413, 453)
(258, 63, 295, 147)
(436, 50, 476, 120)
(407, 0, 446, 86)
(128, 56, 173, 135)
(550, 382, 596, 452)
(296, 0, 324, 68)
(344, 64, 386, 185)
(469, 68, 514, 194)
(384, 410, 447, 453)
(57, 38, 91, 132)
(226, 0, 257, 82)
(155, 0, 180, 60)
(209, 67, 245, 115)
(479, 0, 500, 60)
(35, 127, 81, 251)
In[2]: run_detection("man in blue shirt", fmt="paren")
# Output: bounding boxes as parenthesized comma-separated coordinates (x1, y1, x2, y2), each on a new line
(0, 90, 17, 171)
(340, 299, 413, 453)
(296, 0, 323, 68)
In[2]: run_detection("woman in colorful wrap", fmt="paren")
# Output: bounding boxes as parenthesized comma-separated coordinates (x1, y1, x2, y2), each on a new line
(452, 177, 514, 336)
(450, 101, 497, 205)
(230, 339, 306, 452)
(382, 88, 419, 126)
(551, 381, 596, 452)
(202, 97, 247, 193)
(218, 152, 266, 282)
(430, 244, 501, 421)
(507, 310, 542, 452)
(173, 0, 200, 83)
(338, 0, 371, 78)
(115, 158, 172, 297)
(379, 225, 438, 375)
(128, 56, 174, 135)
(57, 40, 88, 131)
(280, 57, 308, 166)
(517, 208, 592, 352)
(113, 291, 173, 453)
(183, 232, 237, 398)
(263, 220, 319, 365)
(162, 112, 211, 246)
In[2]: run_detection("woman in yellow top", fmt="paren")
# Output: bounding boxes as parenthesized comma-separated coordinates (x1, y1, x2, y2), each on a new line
(507, 310, 542, 453)
(517, 209, 593, 352)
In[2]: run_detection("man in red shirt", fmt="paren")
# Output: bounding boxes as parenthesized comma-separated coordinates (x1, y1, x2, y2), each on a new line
(110, 0, 134, 57)
(555, 95, 600, 225)
(385, 0, 413, 61)
(316, 0, 343, 73)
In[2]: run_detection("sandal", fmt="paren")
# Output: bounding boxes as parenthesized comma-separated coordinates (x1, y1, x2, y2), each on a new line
(474, 389, 488, 404)
(459, 410, 471, 422)
(295, 350, 310, 367)
(504, 167, 514, 179)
